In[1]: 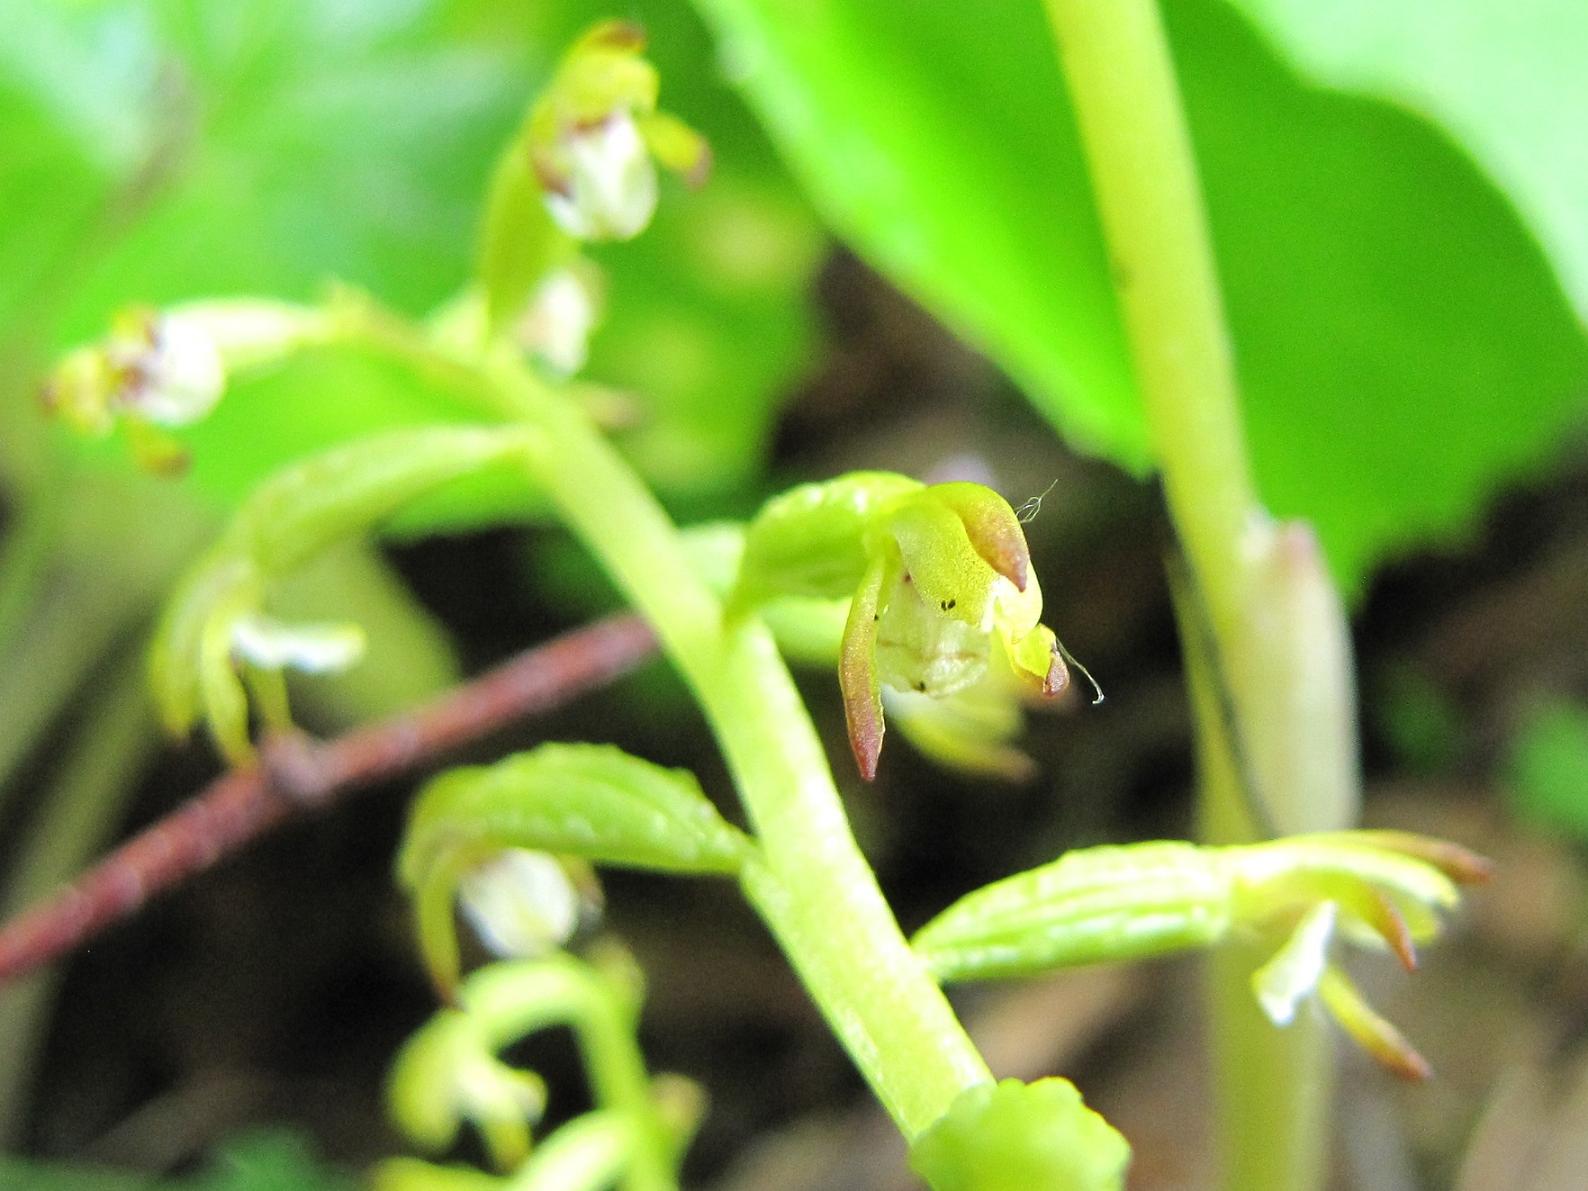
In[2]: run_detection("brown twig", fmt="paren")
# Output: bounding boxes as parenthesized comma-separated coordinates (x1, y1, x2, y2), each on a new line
(0, 613, 658, 984)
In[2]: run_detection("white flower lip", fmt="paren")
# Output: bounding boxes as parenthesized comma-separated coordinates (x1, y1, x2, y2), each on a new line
(516, 267, 601, 376)
(458, 849, 582, 960)
(112, 313, 226, 428)
(1253, 901, 1339, 1026)
(543, 112, 660, 241)
(229, 613, 367, 674)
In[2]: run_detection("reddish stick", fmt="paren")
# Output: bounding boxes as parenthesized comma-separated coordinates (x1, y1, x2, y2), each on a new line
(0, 612, 658, 983)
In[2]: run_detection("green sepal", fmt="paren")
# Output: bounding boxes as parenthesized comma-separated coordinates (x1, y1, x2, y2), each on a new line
(908, 1078, 1130, 1191)
(232, 426, 537, 574)
(913, 842, 1234, 982)
(150, 555, 255, 741)
(730, 471, 921, 610)
(399, 744, 753, 991)
(477, 143, 575, 336)
(883, 495, 1003, 628)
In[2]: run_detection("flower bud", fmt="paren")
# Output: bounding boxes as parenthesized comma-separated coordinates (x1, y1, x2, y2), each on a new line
(457, 849, 589, 960)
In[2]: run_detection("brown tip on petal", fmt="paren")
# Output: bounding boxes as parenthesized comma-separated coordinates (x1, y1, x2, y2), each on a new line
(1319, 967, 1432, 1082)
(530, 153, 571, 199)
(685, 141, 714, 189)
(1365, 889, 1418, 973)
(929, 484, 1031, 591)
(840, 647, 883, 781)
(1377, 1040, 1434, 1083)
(590, 20, 646, 50)
(1359, 831, 1496, 885)
(1043, 646, 1070, 698)
(840, 560, 888, 782)
(973, 523, 1030, 592)
(848, 714, 882, 783)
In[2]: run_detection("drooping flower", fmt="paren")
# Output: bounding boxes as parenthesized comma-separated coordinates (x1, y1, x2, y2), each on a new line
(731, 473, 1087, 779)
(526, 21, 710, 244)
(457, 850, 601, 962)
(1238, 831, 1494, 1079)
(912, 830, 1491, 1080)
(839, 482, 1073, 779)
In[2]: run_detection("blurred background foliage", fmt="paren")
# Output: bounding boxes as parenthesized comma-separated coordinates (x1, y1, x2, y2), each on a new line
(1, 0, 1586, 1188)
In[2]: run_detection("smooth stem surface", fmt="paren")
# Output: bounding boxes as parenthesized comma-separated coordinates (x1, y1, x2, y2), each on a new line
(497, 360, 992, 1139)
(1043, 0, 1255, 628)
(1044, 2, 1359, 1188)
(473, 959, 671, 1191)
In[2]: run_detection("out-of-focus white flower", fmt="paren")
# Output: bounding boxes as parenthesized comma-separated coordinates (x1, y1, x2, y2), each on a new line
(40, 299, 330, 474)
(542, 113, 659, 242)
(230, 613, 366, 674)
(515, 264, 604, 376)
(108, 310, 226, 427)
(458, 849, 585, 960)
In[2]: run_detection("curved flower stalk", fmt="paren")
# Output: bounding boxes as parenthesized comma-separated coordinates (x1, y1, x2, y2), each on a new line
(912, 831, 1491, 1078)
(731, 473, 1080, 779)
(379, 952, 702, 1191)
(150, 427, 538, 761)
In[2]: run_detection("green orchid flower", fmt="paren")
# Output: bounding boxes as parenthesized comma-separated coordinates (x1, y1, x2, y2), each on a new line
(913, 830, 1492, 1080)
(732, 473, 1081, 779)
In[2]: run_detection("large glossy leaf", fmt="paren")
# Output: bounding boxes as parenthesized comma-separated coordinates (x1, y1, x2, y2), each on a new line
(1225, 0, 1588, 323)
(690, 0, 1588, 589)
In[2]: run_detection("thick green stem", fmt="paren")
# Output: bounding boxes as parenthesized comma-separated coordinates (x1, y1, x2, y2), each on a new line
(1043, 2, 1360, 1187)
(495, 360, 991, 1139)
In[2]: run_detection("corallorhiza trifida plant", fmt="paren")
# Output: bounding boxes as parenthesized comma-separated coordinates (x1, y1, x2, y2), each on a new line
(40, 22, 1490, 1191)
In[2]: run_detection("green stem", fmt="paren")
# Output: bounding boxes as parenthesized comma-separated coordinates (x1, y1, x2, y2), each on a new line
(1042, 2, 1359, 1187)
(494, 359, 992, 1139)
(469, 958, 671, 1191)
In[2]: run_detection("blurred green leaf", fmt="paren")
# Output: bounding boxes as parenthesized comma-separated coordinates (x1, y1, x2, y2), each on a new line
(1225, 0, 1588, 323)
(0, 1129, 355, 1191)
(689, 0, 1588, 589)
(401, 743, 751, 886)
(1506, 701, 1588, 840)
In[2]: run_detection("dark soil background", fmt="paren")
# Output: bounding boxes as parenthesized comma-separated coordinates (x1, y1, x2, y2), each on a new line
(18, 253, 1588, 1190)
